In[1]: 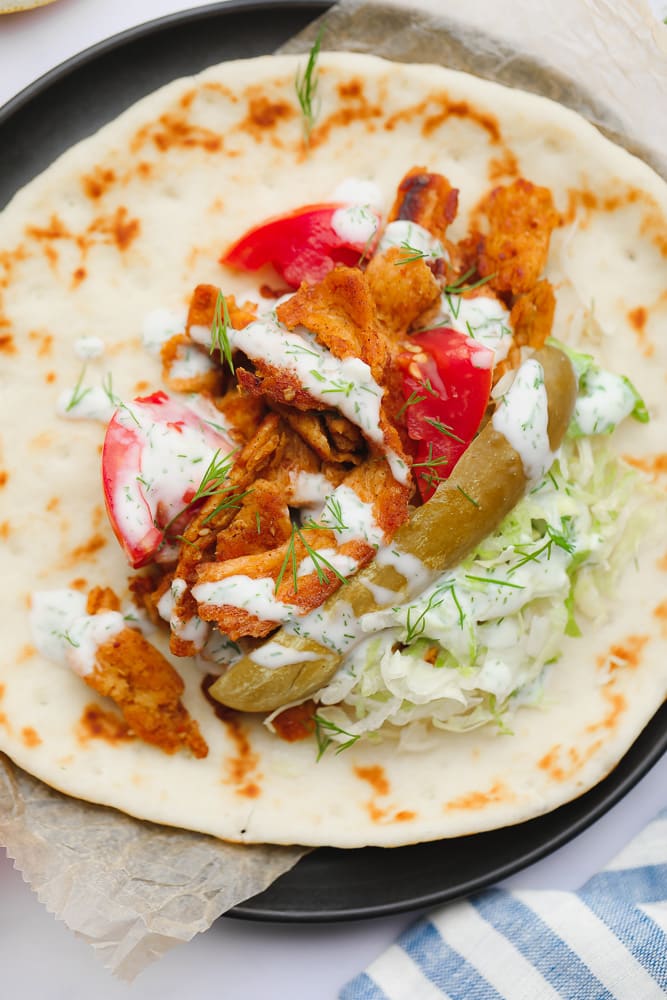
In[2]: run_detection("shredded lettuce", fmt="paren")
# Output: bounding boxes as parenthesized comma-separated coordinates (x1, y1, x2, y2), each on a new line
(548, 337, 649, 436)
(314, 437, 653, 747)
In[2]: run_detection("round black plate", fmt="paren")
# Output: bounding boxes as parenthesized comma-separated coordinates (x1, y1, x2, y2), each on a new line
(2, 0, 666, 923)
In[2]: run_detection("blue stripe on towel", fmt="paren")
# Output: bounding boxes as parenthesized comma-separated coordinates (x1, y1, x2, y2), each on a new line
(400, 919, 503, 999)
(472, 891, 613, 1000)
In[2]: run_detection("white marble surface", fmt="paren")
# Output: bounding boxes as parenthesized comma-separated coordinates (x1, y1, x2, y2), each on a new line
(1, 2, 666, 997)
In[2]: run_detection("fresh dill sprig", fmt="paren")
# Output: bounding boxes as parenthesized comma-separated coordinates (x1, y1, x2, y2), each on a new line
(443, 269, 496, 296)
(159, 449, 241, 537)
(397, 389, 428, 418)
(191, 449, 236, 504)
(404, 589, 447, 643)
(394, 241, 430, 265)
(464, 574, 525, 589)
(274, 523, 350, 595)
(411, 443, 450, 470)
(509, 523, 574, 574)
(314, 714, 361, 760)
(295, 26, 324, 146)
(202, 486, 253, 526)
(423, 417, 465, 444)
(101, 372, 140, 427)
(210, 291, 235, 373)
(65, 365, 92, 412)
(442, 269, 497, 319)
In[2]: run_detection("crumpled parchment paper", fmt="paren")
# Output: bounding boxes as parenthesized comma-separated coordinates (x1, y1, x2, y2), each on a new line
(2, 0, 666, 983)
(0, 756, 304, 979)
(281, 0, 667, 179)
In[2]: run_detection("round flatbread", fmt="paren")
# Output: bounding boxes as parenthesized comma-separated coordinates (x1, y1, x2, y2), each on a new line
(0, 53, 666, 847)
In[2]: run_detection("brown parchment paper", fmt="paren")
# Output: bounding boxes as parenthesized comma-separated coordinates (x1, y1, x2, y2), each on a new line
(3, 0, 667, 983)
(280, 0, 667, 179)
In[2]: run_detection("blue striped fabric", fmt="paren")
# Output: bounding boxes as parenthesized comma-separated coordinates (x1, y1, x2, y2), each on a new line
(340, 808, 667, 1000)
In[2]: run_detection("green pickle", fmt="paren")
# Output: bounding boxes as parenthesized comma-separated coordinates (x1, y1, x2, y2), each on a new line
(209, 345, 576, 712)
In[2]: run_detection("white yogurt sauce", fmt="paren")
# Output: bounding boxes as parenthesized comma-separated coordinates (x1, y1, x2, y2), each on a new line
(438, 295, 513, 365)
(57, 385, 117, 423)
(30, 589, 128, 677)
(319, 484, 385, 547)
(192, 576, 295, 624)
(290, 470, 333, 507)
(65, 612, 126, 677)
(572, 370, 638, 436)
(378, 220, 446, 261)
(331, 204, 378, 245)
(190, 316, 408, 482)
(74, 336, 105, 360)
(374, 545, 436, 594)
(168, 343, 217, 381)
(249, 642, 320, 669)
(297, 549, 359, 579)
(142, 307, 187, 356)
(492, 358, 554, 483)
(285, 600, 360, 655)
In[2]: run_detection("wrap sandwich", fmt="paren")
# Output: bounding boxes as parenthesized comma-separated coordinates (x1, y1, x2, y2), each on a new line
(0, 52, 666, 849)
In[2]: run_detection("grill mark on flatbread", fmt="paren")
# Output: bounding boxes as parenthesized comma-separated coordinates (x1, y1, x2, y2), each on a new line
(445, 780, 515, 812)
(311, 77, 384, 147)
(240, 93, 296, 141)
(353, 764, 416, 823)
(597, 634, 649, 673)
(15, 644, 35, 664)
(56, 532, 108, 570)
(584, 687, 627, 736)
(81, 166, 117, 200)
(383, 93, 502, 146)
(202, 676, 262, 797)
(657, 551, 667, 572)
(0, 334, 16, 353)
(21, 727, 41, 748)
(627, 305, 653, 357)
(77, 703, 134, 745)
(25, 206, 141, 259)
(653, 600, 667, 635)
(622, 452, 667, 481)
(538, 740, 604, 782)
(71, 266, 87, 289)
(0, 470, 8, 487)
(130, 113, 223, 154)
(28, 331, 53, 356)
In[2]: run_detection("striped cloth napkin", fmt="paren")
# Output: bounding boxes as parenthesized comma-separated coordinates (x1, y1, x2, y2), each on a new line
(341, 808, 667, 999)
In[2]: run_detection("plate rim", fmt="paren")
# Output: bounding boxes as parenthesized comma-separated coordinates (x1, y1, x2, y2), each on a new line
(2, 0, 665, 925)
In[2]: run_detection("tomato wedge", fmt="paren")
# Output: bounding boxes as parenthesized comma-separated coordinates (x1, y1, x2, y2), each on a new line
(220, 203, 380, 288)
(398, 328, 494, 501)
(102, 391, 234, 568)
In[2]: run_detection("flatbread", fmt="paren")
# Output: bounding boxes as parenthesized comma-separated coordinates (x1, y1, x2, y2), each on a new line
(0, 53, 665, 847)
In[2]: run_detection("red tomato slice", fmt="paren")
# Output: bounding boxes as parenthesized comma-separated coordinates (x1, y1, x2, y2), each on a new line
(102, 391, 234, 568)
(398, 328, 493, 501)
(220, 203, 380, 288)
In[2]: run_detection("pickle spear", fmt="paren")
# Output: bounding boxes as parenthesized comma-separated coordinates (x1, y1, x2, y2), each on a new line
(209, 345, 576, 712)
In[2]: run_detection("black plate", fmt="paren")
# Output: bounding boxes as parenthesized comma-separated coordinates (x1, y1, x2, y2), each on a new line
(2, 0, 666, 923)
